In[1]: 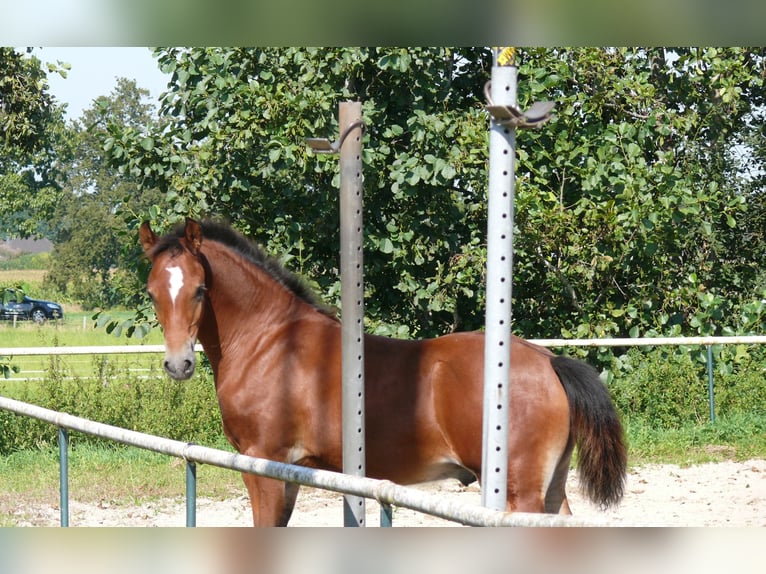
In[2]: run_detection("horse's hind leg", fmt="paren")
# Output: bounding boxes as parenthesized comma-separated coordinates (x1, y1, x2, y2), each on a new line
(544, 437, 575, 514)
(504, 430, 574, 514)
(242, 473, 300, 526)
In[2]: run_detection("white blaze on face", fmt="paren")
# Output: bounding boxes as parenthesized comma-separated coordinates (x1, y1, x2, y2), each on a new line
(166, 266, 185, 305)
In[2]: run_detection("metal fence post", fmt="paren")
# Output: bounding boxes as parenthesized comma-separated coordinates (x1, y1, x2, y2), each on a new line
(338, 101, 367, 527)
(58, 427, 69, 527)
(481, 50, 517, 511)
(307, 103, 367, 526)
(707, 345, 716, 423)
(482, 48, 555, 511)
(186, 460, 197, 527)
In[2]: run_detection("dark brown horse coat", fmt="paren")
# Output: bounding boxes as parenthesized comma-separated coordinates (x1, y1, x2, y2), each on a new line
(140, 218, 626, 526)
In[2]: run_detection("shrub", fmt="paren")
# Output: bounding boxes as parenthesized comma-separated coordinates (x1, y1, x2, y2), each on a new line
(0, 356, 224, 455)
(608, 345, 766, 428)
(713, 345, 766, 416)
(609, 348, 711, 427)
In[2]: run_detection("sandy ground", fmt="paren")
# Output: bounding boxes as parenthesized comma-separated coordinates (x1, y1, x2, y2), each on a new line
(8, 459, 765, 527)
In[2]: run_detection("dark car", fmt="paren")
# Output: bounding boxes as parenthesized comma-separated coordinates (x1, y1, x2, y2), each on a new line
(0, 292, 63, 323)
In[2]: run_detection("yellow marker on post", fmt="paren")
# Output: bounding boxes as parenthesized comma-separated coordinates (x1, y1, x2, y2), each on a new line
(495, 47, 516, 67)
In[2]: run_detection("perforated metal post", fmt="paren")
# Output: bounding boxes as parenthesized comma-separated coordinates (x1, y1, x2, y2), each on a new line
(481, 50, 517, 511)
(338, 101, 366, 526)
(707, 345, 716, 422)
(481, 48, 555, 511)
(307, 102, 368, 527)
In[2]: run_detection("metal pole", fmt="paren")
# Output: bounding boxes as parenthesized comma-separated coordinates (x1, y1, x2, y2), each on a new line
(339, 101, 366, 527)
(481, 49, 517, 511)
(380, 503, 393, 527)
(58, 427, 69, 527)
(707, 345, 716, 423)
(186, 460, 197, 526)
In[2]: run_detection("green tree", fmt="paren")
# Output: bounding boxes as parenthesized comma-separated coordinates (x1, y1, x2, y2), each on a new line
(45, 78, 162, 309)
(0, 48, 69, 237)
(106, 47, 491, 336)
(103, 47, 766, 348)
(513, 48, 765, 342)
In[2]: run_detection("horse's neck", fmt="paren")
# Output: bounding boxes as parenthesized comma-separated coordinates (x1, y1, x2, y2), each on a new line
(197, 242, 313, 356)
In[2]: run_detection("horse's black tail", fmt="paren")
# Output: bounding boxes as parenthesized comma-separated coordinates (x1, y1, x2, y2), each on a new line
(550, 355, 627, 508)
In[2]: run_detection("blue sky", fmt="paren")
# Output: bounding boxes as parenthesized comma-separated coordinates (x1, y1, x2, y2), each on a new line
(31, 47, 171, 121)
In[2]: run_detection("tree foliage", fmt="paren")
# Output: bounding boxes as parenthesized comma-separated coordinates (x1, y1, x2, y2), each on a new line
(0, 47, 68, 237)
(102, 47, 766, 350)
(45, 78, 162, 309)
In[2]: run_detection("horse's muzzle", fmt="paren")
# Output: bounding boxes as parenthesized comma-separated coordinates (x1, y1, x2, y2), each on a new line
(164, 350, 197, 380)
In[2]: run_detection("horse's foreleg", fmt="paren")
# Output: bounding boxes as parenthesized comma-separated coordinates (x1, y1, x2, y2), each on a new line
(242, 474, 300, 526)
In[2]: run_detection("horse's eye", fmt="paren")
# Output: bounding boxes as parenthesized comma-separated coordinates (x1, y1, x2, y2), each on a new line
(146, 290, 156, 302)
(195, 285, 206, 301)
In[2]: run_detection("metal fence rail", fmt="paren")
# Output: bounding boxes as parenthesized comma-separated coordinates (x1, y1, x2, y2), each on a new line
(0, 395, 623, 527)
(530, 335, 766, 347)
(4, 335, 766, 357)
(0, 344, 201, 356)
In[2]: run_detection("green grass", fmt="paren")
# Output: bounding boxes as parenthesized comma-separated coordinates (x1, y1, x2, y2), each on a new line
(0, 441, 243, 526)
(623, 413, 766, 466)
(0, 311, 164, 380)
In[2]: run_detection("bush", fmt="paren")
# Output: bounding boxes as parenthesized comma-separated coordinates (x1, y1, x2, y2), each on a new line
(609, 348, 709, 427)
(608, 346, 766, 428)
(713, 345, 766, 416)
(0, 356, 224, 455)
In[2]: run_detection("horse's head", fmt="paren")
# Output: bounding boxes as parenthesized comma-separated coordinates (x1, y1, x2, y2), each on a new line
(139, 218, 206, 380)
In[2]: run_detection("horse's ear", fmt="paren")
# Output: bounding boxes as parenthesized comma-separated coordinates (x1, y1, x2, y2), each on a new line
(139, 221, 158, 254)
(185, 218, 203, 255)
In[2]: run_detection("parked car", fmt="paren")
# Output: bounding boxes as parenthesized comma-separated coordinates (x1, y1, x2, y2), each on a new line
(0, 291, 63, 323)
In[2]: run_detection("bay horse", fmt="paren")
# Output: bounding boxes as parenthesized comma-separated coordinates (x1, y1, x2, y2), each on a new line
(139, 218, 626, 526)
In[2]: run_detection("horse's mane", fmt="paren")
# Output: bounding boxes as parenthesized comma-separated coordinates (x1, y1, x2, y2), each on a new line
(154, 220, 338, 320)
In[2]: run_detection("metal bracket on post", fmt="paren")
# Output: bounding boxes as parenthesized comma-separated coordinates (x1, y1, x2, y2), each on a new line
(307, 103, 367, 527)
(481, 48, 555, 511)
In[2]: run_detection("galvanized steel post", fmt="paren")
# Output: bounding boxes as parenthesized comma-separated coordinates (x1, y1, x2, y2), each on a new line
(338, 101, 367, 526)
(58, 427, 69, 527)
(707, 345, 716, 422)
(186, 460, 197, 527)
(307, 102, 368, 526)
(481, 50, 517, 510)
(481, 48, 554, 511)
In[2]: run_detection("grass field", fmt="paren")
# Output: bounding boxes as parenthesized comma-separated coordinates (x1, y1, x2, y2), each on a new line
(0, 311, 165, 381)
(0, 269, 47, 283)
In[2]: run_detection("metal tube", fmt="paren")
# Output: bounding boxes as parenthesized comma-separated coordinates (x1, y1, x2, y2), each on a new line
(380, 503, 393, 527)
(5, 335, 766, 359)
(338, 101, 366, 527)
(186, 460, 197, 527)
(0, 344, 201, 356)
(481, 56, 517, 511)
(58, 427, 69, 527)
(707, 345, 716, 423)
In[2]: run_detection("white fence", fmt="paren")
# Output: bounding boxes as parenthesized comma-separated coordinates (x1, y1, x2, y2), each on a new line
(4, 334, 766, 357)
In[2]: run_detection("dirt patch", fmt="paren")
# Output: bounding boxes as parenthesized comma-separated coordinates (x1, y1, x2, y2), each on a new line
(7, 459, 764, 527)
